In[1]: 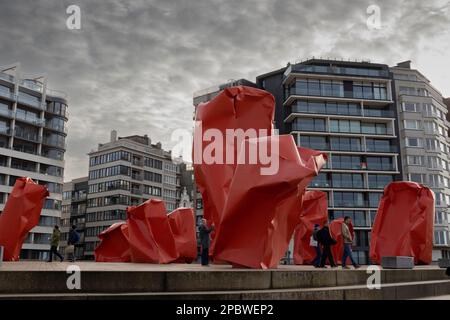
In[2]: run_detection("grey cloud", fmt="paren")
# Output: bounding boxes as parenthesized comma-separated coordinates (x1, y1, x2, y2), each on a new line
(0, 0, 449, 180)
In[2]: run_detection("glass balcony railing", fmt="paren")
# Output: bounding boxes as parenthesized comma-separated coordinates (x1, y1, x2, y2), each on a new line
(288, 87, 388, 101)
(44, 122, 68, 134)
(0, 87, 15, 100)
(285, 64, 390, 78)
(42, 137, 66, 148)
(14, 130, 41, 143)
(17, 94, 42, 109)
(0, 108, 14, 118)
(363, 109, 395, 117)
(365, 145, 398, 153)
(15, 113, 45, 126)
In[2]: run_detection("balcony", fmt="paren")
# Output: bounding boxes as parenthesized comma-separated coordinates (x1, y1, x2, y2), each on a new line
(42, 137, 66, 148)
(17, 94, 43, 109)
(44, 122, 68, 134)
(0, 108, 13, 119)
(289, 104, 395, 119)
(14, 130, 41, 143)
(0, 127, 12, 136)
(15, 113, 45, 126)
(0, 87, 15, 101)
(20, 80, 43, 93)
(132, 159, 144, 167)
(131, 187, 143, 195)
(284, 64, 390, 79)
(286, 87, 390, 104)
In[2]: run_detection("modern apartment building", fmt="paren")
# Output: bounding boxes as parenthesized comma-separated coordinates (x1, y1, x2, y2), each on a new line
(391, 61, 450, 260)
(0, 63, 68, 260)
(60, 177, 88, 260)
(256, 59, 402, 264)
(83, 131, 181, 259)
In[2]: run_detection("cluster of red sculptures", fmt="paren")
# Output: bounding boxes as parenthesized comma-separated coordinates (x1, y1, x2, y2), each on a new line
(94, 199, 197, 263)
(0, 177, 49, 261)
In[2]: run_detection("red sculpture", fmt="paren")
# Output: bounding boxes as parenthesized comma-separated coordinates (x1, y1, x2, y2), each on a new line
(168, 207, 197, 263)
(0, 177, 49, 261)
(95, 222, 131, 262)
(127, 199, 179, 263)
(193, 86, 327, 268)
(193, 86, 275, 253)
(370, 182, 434, 265)
(330, 218, 355, 265)
(293, 191, 328, 265)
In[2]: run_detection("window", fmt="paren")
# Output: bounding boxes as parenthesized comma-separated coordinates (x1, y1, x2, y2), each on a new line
(293, 118, 325, 132)
(406, 138, 422, 148)
(428, 156, 441, 169)
(368, 193, 382, 208)
(434, 230, 449, 246)
(330, 137, 361, 152)
(366, 156, 394, 170)
(331, 155, 362, 170)
(332, 173, 364, 188)
(403, 102, 420, 112)
(406, 156, 423, 166)
(409, 174, 425, 183)
(334, 192, 364, 207)
(404, 120, 420, 130)
(368, 174, 393, 189)
(299, 135, 327, 150)
(366, 139, 393, 152)
(425, 139, 439, 151)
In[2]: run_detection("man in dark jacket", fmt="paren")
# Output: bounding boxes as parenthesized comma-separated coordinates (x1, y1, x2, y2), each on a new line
(199, 218, 214, 266)
(316, 221, 337, 268)
(67, 225, 80, 262)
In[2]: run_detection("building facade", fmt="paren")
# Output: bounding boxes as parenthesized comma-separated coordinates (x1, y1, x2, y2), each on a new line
(83, 131, 181, 259)
(0, 63, 68, 260)
(60, 177, 88, 260)
(391, 61, 450, 260)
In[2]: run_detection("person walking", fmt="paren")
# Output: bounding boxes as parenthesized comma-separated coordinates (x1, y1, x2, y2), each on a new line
(199, 218, 214, 266)
(66, 225, 80, 262)
(47, 225, 63, 262)
(341, 216, 360, 269)
(317, 221, 337, 268)
(310, 224, 322, 267)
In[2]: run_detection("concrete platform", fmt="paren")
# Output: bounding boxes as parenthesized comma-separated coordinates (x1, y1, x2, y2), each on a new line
(0, 262, 449, 300)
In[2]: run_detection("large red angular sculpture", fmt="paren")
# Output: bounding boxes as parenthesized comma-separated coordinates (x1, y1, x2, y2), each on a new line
(330, 218, 355, 265)
(94, 222, 131, 262)
(193, 86, 327, 268)
(370, 182, 434, 265)
(127, 199, 179, 263)
(168, 207, 197, 263)
(193, 86, 275, 253)
(0, 177, 48, 261)
(293, 191, 328, 265)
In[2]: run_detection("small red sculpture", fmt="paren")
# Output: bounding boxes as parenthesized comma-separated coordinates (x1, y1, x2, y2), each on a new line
(370, 181, 434, 264)
(293, 191, 328, 265)
(94, 222, 131, 262)
(168, 207, 197, 263)
(0, 177, 49, 261)
(127, 199, 179, 263)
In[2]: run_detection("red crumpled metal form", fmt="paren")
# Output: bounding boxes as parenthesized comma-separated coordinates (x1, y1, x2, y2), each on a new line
(293, 191, 328, 265)
(193, 86, 275, 253)
(168, 207, 197, 263)
(193, 86, 327, 268)
(0, 177, 49, 261)
(127, 199, 179, 263)
(370, 181, 434, 265)
(330, 218, 354, 265)
(95, 222, 131, 262)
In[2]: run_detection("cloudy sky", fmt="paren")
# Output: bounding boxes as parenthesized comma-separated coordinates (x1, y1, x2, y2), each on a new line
(0, 0, 449, 181)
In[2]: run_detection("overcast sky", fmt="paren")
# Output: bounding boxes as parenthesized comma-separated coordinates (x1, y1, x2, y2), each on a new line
(0, 0, 449, 181)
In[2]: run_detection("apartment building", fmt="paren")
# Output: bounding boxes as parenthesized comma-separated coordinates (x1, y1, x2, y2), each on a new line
(83, 131, 181, 259)
(391, 61, 450, 260)
(0, 63, 68, 260)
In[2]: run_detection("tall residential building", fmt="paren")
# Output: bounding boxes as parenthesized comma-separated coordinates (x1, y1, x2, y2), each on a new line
(0, 63, 68, 260)
(83, 131, 181, 259)
(391, 61, 450, 260)
(256, 59, 402, 265)
(60, 177, 88, 260)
